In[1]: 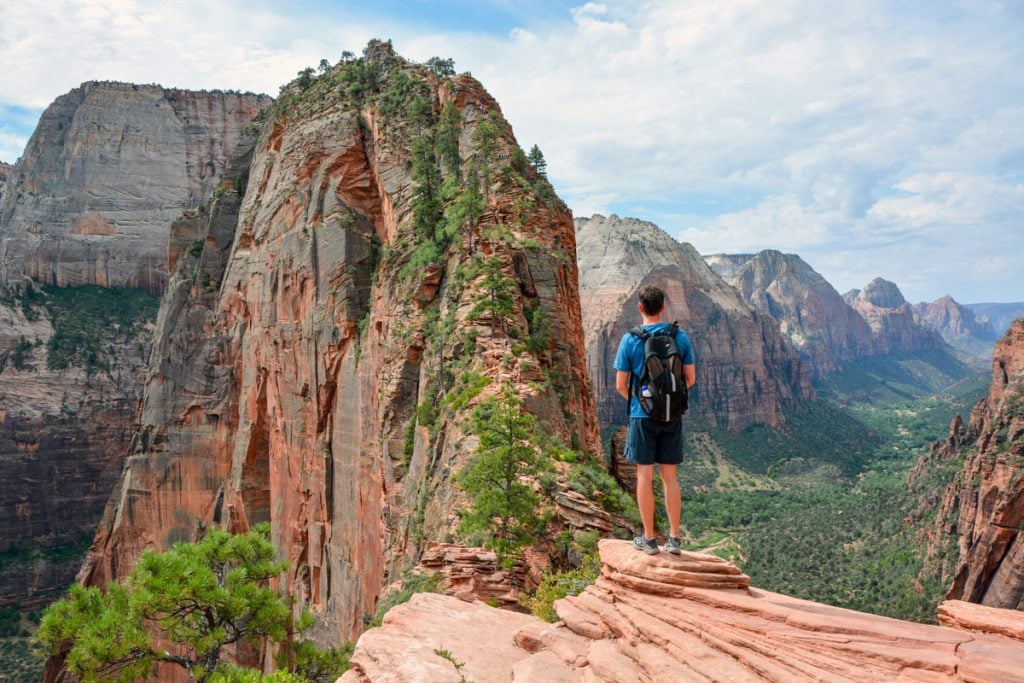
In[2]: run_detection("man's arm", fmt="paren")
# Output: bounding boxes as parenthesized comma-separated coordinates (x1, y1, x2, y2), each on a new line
(684, 364, 696, 388)
(616, 370, 630, 399)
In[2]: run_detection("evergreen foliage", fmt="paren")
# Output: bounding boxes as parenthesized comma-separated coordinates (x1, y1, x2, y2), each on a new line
(458, 387, 547, 562)
(467, 257, 516, 335)
(36, 524, 347, 682)
(425, 56, 456, 77)
(526, 144, 547, 178)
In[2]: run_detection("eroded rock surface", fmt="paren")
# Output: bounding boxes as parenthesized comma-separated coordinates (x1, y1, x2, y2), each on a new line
(848, 278, 946, 355)
(0, 82, 269, 294)
(76, 44, 602, 656)
(913, 295, 999, 357)
(343, 539, 1024, 682)
(577, 215, 811, 433)
(917, 320, 1024, 610)
(706, 250, 876, 377)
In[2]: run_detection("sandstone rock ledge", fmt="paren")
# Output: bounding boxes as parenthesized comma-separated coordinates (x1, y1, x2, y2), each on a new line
(340, 539, 1024, 682)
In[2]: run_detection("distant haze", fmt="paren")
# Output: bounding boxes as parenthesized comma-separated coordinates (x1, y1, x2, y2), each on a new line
(1, 0, 1021, 302)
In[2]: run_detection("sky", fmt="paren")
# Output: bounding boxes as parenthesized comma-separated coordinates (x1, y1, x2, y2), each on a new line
(0, 0, 1021, 303)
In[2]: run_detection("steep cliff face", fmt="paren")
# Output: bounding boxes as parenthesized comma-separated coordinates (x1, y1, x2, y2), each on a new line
(0, 82, 270, 294)
(0, 161, 11, 205)
(706, 250, 876, 377)
(577, 215, 811, 433)
(342, 539, 1024, 682)
(79, 43, 601, 648)
(917, 320, 1024, 609)
(848, 278, 946, 354)
(914, 295, 999, 357)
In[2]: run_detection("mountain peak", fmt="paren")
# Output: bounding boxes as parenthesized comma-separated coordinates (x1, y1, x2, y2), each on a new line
(858, 277, 906, 308)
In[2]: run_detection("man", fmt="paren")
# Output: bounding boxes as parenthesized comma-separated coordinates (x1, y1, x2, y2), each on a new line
(614, 285, 696, 555)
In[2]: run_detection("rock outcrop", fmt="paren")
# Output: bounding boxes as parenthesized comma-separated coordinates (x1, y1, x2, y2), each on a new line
(0, 82, 269, 294)
(0, 161, 11, 205)
(75, 43, 602, 655)
(342, 539, 1024, 682)
(706, 250, 876, 376)
(577, 215, 811, 433)
(914, 295, 999, 358)
(848, 278, 946, 354)
(919, 320, 1024, 610)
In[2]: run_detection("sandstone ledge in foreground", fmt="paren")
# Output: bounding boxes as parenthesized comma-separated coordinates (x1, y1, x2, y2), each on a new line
(341, 540, 1024, 682)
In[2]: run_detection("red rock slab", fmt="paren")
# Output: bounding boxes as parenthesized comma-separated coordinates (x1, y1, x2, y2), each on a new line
(340, 592, 541, 683)
(598, 538, 751, 591)
(937, 599, 1024, 641)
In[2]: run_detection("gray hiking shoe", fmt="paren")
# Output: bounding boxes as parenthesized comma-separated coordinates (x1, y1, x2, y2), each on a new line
(633, 535, 659, 555)
(665, 536, 683, 555)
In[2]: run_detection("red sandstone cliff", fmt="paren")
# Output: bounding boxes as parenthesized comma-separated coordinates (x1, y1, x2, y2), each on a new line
(915, 319, 1024, 610)
(341, 539, 1024, 682)
(847, 278, 947, 355)
(76, 43, 603, 656)
(577, 215, 811, 433)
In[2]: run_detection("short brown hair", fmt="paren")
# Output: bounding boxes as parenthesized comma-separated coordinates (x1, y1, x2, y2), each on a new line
(638, 286, 665, 315)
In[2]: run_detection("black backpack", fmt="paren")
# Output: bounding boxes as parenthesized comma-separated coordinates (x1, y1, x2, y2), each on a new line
(628, 322, 688, 421)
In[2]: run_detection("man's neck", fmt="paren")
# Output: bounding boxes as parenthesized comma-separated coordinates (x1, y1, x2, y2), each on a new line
(640, 313, 664, 326)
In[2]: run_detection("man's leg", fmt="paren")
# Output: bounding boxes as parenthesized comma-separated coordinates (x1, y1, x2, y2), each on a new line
(659, 463, 681, 538)
(635, 464, 656, 540)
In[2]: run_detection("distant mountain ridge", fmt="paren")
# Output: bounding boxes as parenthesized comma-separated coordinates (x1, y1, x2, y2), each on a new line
(913, 295, 998, 358)
(966, 302, 1024, 336)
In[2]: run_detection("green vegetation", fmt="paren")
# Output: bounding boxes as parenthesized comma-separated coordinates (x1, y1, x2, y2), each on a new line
(526, 144, 547, 178)
(38, 285, 159, 373)
(466, 257, 517, 335)
(458, 387, 548, 563)
(37, 524, 349, 682)
(706, 402, 883, 477)
(366, 571, 443, 628)
(0, 534, 93, 574)
(817, 351, 976, 405)
(675, 377, 987, 624)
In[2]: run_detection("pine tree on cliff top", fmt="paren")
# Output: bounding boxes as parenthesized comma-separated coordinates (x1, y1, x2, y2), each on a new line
(36, 524, 349, 682)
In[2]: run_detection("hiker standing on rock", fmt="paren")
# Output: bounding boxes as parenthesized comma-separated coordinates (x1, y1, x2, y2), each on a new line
(614, 285, 696, 555)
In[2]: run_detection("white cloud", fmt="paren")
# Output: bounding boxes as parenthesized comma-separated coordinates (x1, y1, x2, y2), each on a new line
(0, 0, 1022, 302)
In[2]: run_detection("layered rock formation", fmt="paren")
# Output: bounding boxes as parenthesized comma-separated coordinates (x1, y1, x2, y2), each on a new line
(342, 539, 1024, 682)
(577, 215, 811, 433)
(77, 43, 601, 654)
(0, 161, 11, 205)
(706, 250, 875, 376)
(0, 82, 269, 294)
(848, 278, 946, 354)
(0, 284, 155, 607)
(916, 320, 1024, 609)
(913, 295, 999, 357)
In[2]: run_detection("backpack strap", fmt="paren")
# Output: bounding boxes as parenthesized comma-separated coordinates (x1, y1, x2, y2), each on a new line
(628, 325, 649, 341)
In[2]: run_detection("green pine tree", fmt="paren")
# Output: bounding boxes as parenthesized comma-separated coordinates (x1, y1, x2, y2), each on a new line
(467, 257, 516, 335)
(36, 524, 348, 682)
(458, 386, 545, 563)
(526, 144, 547, 178)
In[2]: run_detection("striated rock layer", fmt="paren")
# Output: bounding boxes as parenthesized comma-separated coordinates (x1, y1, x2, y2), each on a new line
(77, 43, 602, 655)
(916, 319, 1024, 609)
(706, 250, 876, 377)
(342, 539, 1024, 682)
(577, 215, 811, 433)
(0, 82, 270, 294)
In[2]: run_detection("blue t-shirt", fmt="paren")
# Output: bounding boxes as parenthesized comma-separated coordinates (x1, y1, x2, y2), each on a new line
(614, 322, 695, 419)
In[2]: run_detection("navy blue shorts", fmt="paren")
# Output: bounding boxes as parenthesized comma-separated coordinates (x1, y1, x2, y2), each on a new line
(625, 417, 684, 465)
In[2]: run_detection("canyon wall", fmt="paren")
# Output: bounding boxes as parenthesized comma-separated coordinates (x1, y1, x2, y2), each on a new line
(78, 43, 602, 652)
(0, 82, 269, 294)
(0, 161, 11, 205)
(577, 215, 811, 434)
(0, 84, 266, 609)
(706, 250, 876, 377)
(847, 278, 947, 355)
(915, 320, 1024, 610)
(914, 295, 999, 357)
